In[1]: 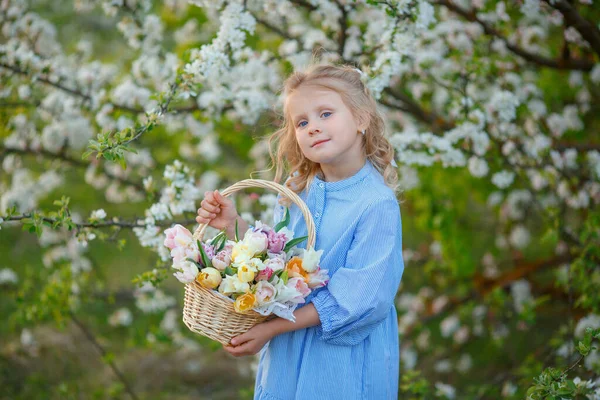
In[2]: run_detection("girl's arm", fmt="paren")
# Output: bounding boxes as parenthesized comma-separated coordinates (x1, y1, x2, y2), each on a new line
(226, 214, 249, 239)
(262, 303, 321, 337)
(223, 304, 321, 357)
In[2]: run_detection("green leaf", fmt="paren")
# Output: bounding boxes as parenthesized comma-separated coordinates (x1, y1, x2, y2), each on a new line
(283, 235, 308, 252)
(234, 218, 239, 241)
(577, 341, 591, 357)
(197, 240, 212, 269)
(186, 257, 203, 269)
(280, 270, 289, 285)
(102, 352, 115, 364)
(224, 266, 235, 276)
(274, 207, 290, 232)
(216, 235, 226, 253)
(210, 231, 227, 253)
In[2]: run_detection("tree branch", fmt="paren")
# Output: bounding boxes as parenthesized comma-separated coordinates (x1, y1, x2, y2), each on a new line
(545, 0, 600, 58)
(0, 144, 146, 192)
(288, 0, 317, 12)
(382, 87, 456, 133)
(333, 0, 349, 60)
(0, 62, 200, 115)
(5, 213, 197, 229)
(69, 312, 139, 400)
(253, 14, 299, 41)
(434, 0, 595, 71)
(404, 254, 574, 335)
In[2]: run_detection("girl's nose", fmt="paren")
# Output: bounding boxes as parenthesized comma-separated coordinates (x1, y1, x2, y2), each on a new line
(309, 126, 321, 135)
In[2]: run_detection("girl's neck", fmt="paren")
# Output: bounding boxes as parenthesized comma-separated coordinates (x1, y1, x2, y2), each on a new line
(318, 155, 367, 182)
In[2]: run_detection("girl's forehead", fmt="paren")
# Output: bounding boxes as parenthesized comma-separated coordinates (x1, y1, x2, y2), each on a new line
(286, 86, 343, 109)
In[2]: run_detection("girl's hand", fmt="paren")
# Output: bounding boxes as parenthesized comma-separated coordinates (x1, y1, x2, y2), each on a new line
(196, 190, 238, 231)
(222, 323, 274, 357)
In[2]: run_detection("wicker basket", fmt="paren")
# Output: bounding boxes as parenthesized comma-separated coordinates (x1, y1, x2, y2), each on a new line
(182, 179, 316, 345)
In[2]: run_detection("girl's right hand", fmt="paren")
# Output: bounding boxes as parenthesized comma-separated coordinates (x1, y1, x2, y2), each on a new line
(196, 190, 238, 231)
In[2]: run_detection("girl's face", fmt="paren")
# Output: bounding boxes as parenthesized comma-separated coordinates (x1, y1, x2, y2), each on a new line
(286, 85, 366, 172)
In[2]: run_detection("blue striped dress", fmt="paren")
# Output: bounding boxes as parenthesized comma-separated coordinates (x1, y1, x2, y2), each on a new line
(254, 159, 405, 400)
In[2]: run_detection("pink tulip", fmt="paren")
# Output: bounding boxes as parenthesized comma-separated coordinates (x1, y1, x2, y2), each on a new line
(267, 230, 287, 253)
(256, 267, 274, 281)
(164, 224, 193, 250)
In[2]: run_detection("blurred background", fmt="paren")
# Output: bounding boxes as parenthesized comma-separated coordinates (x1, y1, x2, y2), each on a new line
(1, 0, 599, 399)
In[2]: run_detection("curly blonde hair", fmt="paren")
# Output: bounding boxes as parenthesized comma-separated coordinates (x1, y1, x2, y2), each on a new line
(267, 63, 399, 198)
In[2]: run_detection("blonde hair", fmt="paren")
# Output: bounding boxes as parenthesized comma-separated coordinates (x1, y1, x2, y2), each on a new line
(267, 63, 399, 197)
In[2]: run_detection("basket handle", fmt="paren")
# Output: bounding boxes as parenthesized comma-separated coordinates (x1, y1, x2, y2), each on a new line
(192, 179, 316, 249)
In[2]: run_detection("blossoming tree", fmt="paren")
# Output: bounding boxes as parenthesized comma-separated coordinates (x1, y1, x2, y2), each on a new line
(1, 0, 599, 398)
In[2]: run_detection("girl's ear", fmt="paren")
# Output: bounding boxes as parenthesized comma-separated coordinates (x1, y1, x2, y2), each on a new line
(356, 112, 370, 133)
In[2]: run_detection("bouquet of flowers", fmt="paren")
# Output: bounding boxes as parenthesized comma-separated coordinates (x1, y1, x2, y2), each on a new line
(164, 208, 329, 326)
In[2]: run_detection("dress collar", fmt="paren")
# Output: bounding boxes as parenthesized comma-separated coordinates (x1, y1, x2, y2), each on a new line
(313, 159, 372, 192)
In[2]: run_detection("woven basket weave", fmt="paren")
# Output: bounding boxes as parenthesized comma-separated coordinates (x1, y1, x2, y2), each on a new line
(182, 179, 316, 345)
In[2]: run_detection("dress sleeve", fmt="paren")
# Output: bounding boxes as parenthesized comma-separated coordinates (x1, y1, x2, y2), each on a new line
(272, 193, 285, 226)
(310, 197, 404, 346)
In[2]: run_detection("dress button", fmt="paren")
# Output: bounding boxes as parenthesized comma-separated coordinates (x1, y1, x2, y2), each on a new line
(315, 212, 321, 217)
(319, 183, 324, 188)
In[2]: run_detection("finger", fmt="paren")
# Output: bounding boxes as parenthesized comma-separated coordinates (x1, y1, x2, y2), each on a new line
(222, 345, 237, 356)
(223, 344, 245, 357)
(200, 200, 220, 213)
(204, 191, 217, 205)
(214, 190, 229, 206)
(201, 197, 220, 209)
(230, 332, 251, 346)
(196, 216, 210, 224)
(230, 342, 253, 356)
(198, 209, 216, 220)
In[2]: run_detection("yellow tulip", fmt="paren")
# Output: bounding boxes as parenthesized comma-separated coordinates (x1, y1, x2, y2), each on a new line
(234, 293, 257, 313)
(196, 267, 222, 289)
(237, 264, 256, 283)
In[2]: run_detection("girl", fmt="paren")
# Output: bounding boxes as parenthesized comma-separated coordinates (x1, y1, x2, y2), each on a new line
(196, 64, 404, 400)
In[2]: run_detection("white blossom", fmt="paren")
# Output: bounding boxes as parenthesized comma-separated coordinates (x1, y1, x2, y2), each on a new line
(511, 279, 533, 313)
(574, 314, 600, 338)
(491, 171, 515, 189)
(468, 156, 489, 178)
(435, 382, 456, 399)
(108, 308, 133, 327)
(509, 225, 531, 249)
(440, 315, 460, 337)
(135, 288, 176, 314)
(489, 90, 520, 122)
(0, 268, 18, 284)
(90, 209, 107, 220)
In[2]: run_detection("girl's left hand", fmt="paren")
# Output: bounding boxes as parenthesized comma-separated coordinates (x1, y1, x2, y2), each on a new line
(223, 323, 274, 357)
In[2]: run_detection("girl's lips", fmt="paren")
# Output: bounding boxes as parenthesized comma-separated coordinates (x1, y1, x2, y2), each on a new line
(311, 139, 330, 147)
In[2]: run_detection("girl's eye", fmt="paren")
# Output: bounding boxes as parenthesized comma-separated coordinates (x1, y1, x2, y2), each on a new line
(298, 121, 307, 128)
(321, 112, 331, 118)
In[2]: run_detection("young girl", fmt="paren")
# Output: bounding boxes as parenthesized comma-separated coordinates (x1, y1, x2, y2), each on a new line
(196, 64, 404, 400)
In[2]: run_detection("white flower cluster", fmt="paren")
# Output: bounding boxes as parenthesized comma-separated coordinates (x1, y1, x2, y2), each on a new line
(390, 129, 467, 168)
(135, 286, 176, 314)
(488, 90, 520, 122)
(90, 209, 107, 221)
(159, 160, 203, 217)
(546, 105, 584, 138)
(111, 79, 153, 109)
(491, 170, 515, 189)
(588, 151, 600, 180)
(42, 236, 92, 275)
(133, 160, 216, 261)
(108, 307, 133, 327)
(0, 169, 63, 213)
(510, 279, 533, 312)
(184, 2, 255, 83)
(3, 114, 39, 151)
(0, 268, 18, 285)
